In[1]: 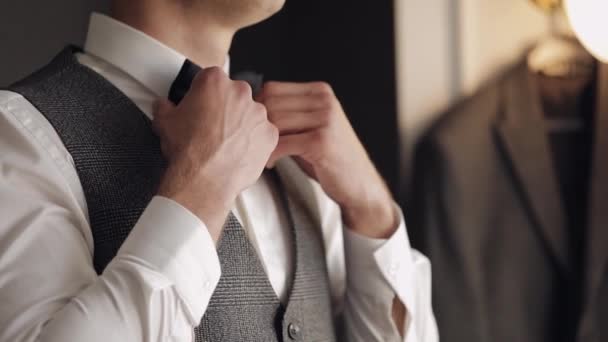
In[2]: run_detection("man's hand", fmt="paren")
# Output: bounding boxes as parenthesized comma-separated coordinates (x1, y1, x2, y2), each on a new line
(154, 67, 279, 242)
(259, 81, 397, 239)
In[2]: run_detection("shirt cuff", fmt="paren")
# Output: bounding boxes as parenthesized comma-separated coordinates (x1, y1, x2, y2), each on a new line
(344, 205, 417, 324)
(116, 196, 221, 324)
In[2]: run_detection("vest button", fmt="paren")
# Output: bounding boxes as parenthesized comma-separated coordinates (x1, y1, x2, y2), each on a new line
(288, 323, 301, 340)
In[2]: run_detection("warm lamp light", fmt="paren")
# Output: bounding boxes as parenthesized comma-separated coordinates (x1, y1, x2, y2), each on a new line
(564, 0, 608, 62)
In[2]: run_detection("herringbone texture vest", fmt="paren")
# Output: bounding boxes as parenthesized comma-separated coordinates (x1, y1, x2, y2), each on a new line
(9, 46, 336, 342)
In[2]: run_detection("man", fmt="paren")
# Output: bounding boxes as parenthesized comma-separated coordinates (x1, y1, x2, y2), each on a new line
(0, 0, 437, 341)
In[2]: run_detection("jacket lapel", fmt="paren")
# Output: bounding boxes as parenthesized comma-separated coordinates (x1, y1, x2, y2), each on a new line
(494, 62, 571, 273)
(584, 63, 608, 305)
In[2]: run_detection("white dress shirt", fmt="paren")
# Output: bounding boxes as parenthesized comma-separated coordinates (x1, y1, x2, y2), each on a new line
(0, 13, 438, 342)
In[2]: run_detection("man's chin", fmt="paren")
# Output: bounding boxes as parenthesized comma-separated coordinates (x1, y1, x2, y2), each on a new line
(210, 0, 286, 30)
(248, 0, 286, 26)
(266, 0, 286, 16)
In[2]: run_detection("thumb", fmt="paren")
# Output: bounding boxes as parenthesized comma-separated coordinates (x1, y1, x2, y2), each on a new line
(152, 98, 176, 133)
(154, 98, 175, 118)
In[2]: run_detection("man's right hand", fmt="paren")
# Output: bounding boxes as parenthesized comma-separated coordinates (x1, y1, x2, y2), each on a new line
(153, 67, 279, 242)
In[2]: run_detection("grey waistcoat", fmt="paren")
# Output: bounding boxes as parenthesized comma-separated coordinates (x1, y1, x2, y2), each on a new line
(9, 47, 336, 342)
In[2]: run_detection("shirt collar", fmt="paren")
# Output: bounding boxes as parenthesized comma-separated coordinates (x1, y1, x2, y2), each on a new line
(83, 13, 229, 98)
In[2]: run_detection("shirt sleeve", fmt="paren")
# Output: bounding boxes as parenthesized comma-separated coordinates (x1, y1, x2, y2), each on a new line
(343, 206, 439, 342)
(0, 94, 221, 342)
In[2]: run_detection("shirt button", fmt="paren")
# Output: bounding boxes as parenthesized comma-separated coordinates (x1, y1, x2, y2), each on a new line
(288, 323, 301, 340)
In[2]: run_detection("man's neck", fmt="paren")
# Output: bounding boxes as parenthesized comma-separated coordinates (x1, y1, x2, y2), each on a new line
(110, 1, 234, 68)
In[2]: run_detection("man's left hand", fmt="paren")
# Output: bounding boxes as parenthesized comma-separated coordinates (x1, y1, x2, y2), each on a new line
(259, 81, 398, 239)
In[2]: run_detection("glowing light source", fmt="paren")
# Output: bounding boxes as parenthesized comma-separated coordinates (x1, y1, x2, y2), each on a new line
(530, 0, 562, 12)
(564, 0, 608, 62)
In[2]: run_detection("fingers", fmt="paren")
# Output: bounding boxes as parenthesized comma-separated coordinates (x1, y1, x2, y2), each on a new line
(266, 122, 280, 149)
(188, 66, 230, 101)
(192, 66, 229, 88)
(252, 101, 269, 120)
(154, 98, 175, 117)
(262, 93, 331, 112)
(152, 98, 176, 133)
(233, 80, 253, 100)
(260, 82, 337, 131)
(260, 81, 333, 97)
(266, 131, 318, 167)
(260, 81, 338, 168)
(269, 110, 329, 134)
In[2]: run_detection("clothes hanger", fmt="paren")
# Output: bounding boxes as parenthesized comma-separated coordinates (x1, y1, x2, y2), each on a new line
(527, 0, 596, 133)
(527, 0, 595, 79)
(527, 20, 595, 79)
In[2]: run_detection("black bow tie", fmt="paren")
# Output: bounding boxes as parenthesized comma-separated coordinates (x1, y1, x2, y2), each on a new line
(168, 59, 264, 105)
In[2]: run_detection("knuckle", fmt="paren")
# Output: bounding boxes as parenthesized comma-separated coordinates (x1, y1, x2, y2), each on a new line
(233, 80, 253, 98)
(268, 123, 279, 142)
(205, 66, 225, 77)
(314, 82, 333, 95)
(318, 91, 335, 108)
(253, 102, 268, 119)
(196, 67, 225, 85)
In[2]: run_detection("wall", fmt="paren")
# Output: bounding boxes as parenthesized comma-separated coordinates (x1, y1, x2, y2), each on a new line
(0, 0, 110, 86)
(459, 0, 549, 94)
(395, 0, 456, 182)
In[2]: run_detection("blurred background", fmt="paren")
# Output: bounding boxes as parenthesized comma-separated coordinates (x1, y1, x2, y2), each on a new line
(0, 0, 551, 199)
